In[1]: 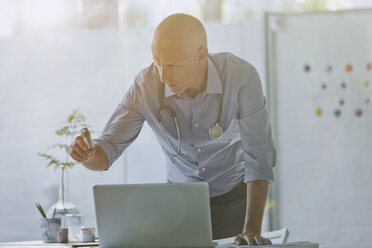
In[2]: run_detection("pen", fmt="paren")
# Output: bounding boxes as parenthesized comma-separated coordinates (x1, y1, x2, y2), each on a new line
(81, 128, 94, 150)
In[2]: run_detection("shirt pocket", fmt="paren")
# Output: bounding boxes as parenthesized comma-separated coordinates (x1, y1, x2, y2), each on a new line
(220, 118, 239, 141)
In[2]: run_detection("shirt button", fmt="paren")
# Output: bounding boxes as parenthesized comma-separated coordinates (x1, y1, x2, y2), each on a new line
(197, 148, 201, 152)
(201, 168, 205, 172)
(194, 123, 199, 128)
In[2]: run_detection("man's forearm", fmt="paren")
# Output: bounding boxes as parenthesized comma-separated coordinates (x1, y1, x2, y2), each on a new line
(82, 145, 108, 171)
(243, 180, 270, 234)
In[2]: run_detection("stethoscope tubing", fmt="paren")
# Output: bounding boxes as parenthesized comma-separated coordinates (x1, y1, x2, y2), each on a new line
(157, 56, 223, 157)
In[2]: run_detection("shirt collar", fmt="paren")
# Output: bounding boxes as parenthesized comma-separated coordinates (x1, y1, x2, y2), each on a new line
(165, 56, 222, 98)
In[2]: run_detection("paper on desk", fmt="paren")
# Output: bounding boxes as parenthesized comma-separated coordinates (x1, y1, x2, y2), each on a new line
(218, 241, 319, 248)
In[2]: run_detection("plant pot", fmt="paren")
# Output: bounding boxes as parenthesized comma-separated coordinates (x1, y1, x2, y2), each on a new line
(41, 218, 61, 243)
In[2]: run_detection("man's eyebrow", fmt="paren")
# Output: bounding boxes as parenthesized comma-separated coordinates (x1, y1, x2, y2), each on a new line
(152, 59, 181, 66)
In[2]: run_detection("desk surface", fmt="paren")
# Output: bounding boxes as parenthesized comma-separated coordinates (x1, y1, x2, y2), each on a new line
(0, 240, 319, 248)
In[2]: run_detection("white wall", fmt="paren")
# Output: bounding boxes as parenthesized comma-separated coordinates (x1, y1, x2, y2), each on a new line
(0, 29, 126, 241)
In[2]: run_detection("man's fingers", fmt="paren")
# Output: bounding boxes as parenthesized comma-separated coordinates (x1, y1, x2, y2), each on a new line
(253, 235, 263, 245)
(75, 136, 89, 151)
(70, 150, 84, 162)
(236, 233, 271, 246)
(234, 236, 247, 245)
(72, 142, 87, 160)
(262, 237, 272, 245)
(242, 234, 256, 246)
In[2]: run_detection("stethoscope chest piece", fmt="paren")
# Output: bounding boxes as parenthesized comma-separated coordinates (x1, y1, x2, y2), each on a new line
(209, 123, 223, 139)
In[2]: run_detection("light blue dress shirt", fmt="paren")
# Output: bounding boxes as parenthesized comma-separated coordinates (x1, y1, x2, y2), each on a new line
(95, 53, 276, 197)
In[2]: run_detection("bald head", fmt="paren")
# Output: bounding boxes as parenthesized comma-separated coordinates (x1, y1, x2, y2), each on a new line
(151, 13, 208, 56)
(151, 14, 209, 96)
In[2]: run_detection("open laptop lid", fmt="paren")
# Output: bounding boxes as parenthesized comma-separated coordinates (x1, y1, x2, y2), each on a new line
(93, 182, 214, 248)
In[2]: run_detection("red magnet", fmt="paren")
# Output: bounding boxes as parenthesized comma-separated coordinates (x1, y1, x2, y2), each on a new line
(339, 99, 345, 106)
(345, 64, 353, 73)
(355, 109, 362, 117)
(326, 65, 332, 73)
(367, 62, 372, 71)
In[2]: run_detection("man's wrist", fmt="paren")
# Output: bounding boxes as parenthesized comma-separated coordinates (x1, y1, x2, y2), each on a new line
(242, 224, 261, 234)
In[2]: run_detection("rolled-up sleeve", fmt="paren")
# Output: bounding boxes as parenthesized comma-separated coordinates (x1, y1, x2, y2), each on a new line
(238, 69, 276, 183)
(94, 84, 145, 170)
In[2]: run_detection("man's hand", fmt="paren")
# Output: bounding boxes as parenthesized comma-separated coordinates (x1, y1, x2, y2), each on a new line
(69, 128, 97, 163)
(234, 232, 272, 246)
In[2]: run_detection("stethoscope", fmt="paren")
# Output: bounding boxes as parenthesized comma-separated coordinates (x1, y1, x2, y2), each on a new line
(157, 80, 223, 158)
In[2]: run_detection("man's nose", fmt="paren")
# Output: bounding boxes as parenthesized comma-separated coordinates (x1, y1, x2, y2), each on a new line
(159, 67, 171, 82)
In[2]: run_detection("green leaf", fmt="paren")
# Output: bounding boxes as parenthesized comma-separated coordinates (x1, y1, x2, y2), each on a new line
(35, 203, 47, 218)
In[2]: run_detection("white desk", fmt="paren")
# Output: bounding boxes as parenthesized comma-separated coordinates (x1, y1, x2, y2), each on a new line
(0, 240, 319, 248)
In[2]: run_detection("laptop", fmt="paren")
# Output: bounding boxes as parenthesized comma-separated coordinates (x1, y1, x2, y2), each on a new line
(93, 182, 215, 248)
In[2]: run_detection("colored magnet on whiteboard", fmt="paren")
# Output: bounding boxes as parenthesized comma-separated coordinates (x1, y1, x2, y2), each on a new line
(334, 109, 341, 117)
(326, 65, 332, 73)
(364, 81, 369, 87)
(321, 84, 327, 90)
(355, 109, 362, 117)
(314, 107, 322, 116)
(366, 98, 370, 105)
(339, 99, 345, 106)
(367, 62, 372, 71)
(345, 64, 353, 73)
(304, 64, 311, 73)
(341, 82, 347, 89)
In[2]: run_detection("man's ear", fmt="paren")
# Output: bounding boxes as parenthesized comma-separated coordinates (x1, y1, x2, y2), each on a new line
(197, 47, 208, 64)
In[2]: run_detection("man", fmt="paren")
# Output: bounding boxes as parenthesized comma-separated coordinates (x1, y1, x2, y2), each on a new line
(69, 13, 276, 246)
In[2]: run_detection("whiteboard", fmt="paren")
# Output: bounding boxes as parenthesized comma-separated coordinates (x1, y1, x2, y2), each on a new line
(266, 9, 372, 247)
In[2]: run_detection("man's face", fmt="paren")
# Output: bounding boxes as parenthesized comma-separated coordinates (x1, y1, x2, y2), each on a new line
(151, 41, 200, 94)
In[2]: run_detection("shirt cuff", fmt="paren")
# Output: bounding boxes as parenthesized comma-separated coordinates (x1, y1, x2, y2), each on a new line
(244, 163, 275, 183)
(93, 138, 117, 171)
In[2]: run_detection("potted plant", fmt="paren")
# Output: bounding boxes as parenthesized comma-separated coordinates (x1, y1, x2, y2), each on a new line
(38, 108, 91, 241)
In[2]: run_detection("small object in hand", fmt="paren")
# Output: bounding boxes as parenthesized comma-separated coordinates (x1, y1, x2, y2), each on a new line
(81, 128, 94, 150)
(82, 228, 95, 242)
(58, 228, 68, 243)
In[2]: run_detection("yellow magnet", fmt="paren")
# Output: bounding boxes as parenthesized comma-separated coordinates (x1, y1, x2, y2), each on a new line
(364, 81, 369, 87)
(314, 107, 322, 116)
